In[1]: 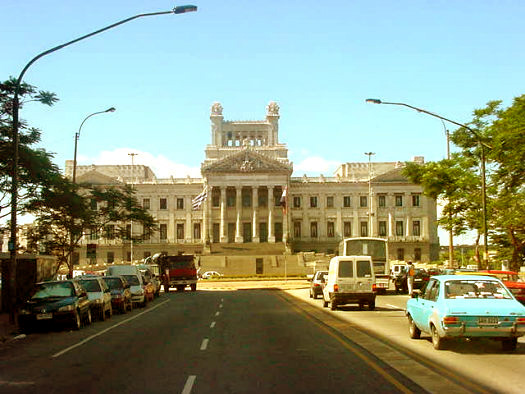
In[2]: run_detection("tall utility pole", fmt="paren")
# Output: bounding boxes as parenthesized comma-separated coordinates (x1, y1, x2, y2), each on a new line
(441, 120, 454, 268)
(128, 152, 138, 263)
(365, 152, 375, 237)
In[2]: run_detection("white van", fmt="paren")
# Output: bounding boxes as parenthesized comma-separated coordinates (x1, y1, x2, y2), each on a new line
(322, 256, 376, 310)
(107, 265, 146, 307)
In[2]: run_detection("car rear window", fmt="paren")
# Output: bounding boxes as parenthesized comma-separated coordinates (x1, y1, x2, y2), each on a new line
(123, 275, 140, 285)
(78, 279, 101, 292)
(357, 260, 372, 278)
(445, 280, 512, 299)
(338, 261, 353, 278)
(103, 278, 123, 289)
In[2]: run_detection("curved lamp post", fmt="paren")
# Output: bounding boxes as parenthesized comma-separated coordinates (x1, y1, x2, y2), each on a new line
(365, 99, 489, 268)
(73, 107, 116, 183)
(7, 4, 197, 322)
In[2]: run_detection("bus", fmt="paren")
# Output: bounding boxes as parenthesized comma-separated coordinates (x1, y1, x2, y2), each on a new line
(339, 237, 390, 293)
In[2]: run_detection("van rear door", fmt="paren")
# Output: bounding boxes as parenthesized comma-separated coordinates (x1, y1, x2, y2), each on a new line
(337, 259, 355, 292)
(356, 258, 374, 292)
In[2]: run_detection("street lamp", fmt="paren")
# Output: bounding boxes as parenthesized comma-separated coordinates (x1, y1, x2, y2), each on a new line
(365, 98, 489, 267)
(364, 152, 375, 237)
(73, 107, 116, 183)
(7, 4, 197, 322)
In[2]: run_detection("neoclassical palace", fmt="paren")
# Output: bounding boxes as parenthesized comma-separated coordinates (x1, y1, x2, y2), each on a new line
(64, 102, 440, 271)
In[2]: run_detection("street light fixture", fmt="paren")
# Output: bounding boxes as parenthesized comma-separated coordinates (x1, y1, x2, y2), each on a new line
(365, 98, 489, 267)
(7, 4, 197, 322)
(72, 107, 116, 183)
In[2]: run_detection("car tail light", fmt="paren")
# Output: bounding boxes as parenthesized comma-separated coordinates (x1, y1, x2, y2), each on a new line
(443, 316, 459, 325)
(334, 284, 339, 292)
(313, 283, 320, 287)
(372, 284, 377, 292)
(516, 317, 525, 325)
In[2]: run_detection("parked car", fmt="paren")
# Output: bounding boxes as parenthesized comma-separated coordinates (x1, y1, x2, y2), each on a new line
(107, 265, 146, 307)
(395, 268, 430, 293)
(141, 264, 161, 297)
(18, 280, 92, 331)
(201, 271, 223, 279)
(142, 275, 155, 302)
(139, 265, 161, 297)
(406, 275, 525, 351)
(77, 276, 113, 321)
(309, 270, 328, 299)
(322, 256, 376, 310)
(102, 276, 133, 313)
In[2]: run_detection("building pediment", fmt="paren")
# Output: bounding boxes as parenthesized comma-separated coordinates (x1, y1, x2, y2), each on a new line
(202, 149, 292, 174)
(76, 170, 122, 185)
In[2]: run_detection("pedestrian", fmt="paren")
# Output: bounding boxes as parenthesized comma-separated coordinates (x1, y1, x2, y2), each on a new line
(406, 261, 415, 294)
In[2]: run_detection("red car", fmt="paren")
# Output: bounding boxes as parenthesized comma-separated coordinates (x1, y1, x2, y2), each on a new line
(479, 270, 525, 305)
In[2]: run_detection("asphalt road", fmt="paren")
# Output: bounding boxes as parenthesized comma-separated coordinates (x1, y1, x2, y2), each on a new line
(1, 287, 422, 394)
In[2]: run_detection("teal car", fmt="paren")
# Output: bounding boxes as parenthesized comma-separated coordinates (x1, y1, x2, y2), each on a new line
(406, 275, 525, 351)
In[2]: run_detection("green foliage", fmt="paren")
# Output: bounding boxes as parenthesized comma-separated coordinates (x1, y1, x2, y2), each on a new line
(403, 95, 525, 270)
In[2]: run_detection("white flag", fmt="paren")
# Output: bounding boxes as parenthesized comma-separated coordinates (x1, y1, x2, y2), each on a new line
(192, 185, 208, 210)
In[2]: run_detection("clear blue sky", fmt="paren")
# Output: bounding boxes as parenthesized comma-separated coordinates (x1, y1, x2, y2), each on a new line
(2, 1, 524, 242)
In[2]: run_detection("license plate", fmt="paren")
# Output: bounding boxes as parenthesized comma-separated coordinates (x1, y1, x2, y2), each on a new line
(478, 316, 498, 325)
(36, 313, 53, 320)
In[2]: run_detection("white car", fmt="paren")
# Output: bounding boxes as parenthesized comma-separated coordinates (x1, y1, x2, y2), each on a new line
(201, 271, 223, 279)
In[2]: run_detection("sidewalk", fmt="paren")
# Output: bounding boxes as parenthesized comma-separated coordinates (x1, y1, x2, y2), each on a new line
(0, 312, 19, 343)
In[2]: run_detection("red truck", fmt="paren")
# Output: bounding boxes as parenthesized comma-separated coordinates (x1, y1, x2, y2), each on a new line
(155, 253, 198, 292)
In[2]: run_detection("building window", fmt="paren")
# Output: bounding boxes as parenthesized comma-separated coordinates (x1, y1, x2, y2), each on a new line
(258, 189, 268, 207)
(226, 188, 236, 207)
(360, 221, 368, 237)
(194, 223, 201, 240)
(327, 221, 335, 238)
(107, 252, 114, 264)
(326, 196, 334, 208)
(294, 221, 301, 238)
(143, 227, 151, 240)
(293, 196, 301, 208)
(160, 198, 167, 210)
(412, 194, 421, 207)
(395, 195, 403, 207)
(176, 223, 184, 240)
(360, 196, 367, 207)
(177, 198, 184, 210)
(414, 247, 422, 261)
(212, 188, 220, 207)
(105, 225, 115, 240)
(378, 221, 387, 236)
(143, 198, 150, 209)
(310, 196, 318, 208)
(274, 188, 283, 207)
(159, 224, 167, 240)
(413, 220, 421, 236)
(343, 196, 351, 208)
(310, 222, 318, 238)
(90, 199, 97, 211)
(397, 248, 405, 260)
(343, 221, 352, 237)
(89, 227, 98, 240)
(242, 188, 252, 207)
(396, 221, 404, 236)
(378, 195, 386, 207)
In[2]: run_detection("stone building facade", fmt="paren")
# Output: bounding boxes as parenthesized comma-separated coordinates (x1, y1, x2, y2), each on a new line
(64, 102, 440, 271)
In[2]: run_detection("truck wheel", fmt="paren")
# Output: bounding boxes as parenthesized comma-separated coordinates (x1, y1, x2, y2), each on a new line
(330, 302, 337, 311)
(368, 300, 375, 310)
(191, 284, 197, 291)
(502, 338, 517, 351)
(164, 285, 170, 293)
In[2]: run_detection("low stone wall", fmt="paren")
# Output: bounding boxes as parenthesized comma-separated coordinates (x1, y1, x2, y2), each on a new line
(199, 255, 309, 276)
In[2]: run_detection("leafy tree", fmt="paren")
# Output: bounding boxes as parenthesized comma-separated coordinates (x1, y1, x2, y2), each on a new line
(26, 181, 157, 277)
(0, 77, 59, 221)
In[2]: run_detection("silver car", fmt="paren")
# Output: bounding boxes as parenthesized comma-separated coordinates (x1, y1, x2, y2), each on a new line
(77, 276, 113, 321)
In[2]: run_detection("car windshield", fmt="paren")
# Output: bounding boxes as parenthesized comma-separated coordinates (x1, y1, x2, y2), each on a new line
(31, 282, 75, 299)
(104, 278, 123, 289)
(78, 279, 101, 292)
(123, 275, 139, 285)
(445, 280, 513, 299)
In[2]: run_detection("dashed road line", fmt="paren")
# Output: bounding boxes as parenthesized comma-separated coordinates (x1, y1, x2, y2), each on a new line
(200, 338, 209, 350)
(182, 375, 196, 394)
(210, 321, 216, 328)
(215, 311, 220, 316)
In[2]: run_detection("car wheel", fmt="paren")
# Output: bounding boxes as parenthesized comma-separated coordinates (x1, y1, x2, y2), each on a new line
(108, 304, 113, 318)
(72, 310, 81, 330)
(358, 302, 364, 310)
(323, 297, 328, 308)
(408, 315, 421, 339)
(330, 301, 337, 311)
(368, 300, 375, 310)
(85, 308, 92, 326)
(502, 338, 517, 351)
(309, 290, 313, 299)
(129, 300, 133, 312)
(431, 324, 445, 350)
(100, 307, 106, 321)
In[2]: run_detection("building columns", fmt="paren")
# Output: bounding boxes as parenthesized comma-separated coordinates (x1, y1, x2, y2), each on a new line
(268, 186, 275, 243)
(220, 187, 227, 243)
(235, 186, 243, 243)
(252, 186, 260, 243)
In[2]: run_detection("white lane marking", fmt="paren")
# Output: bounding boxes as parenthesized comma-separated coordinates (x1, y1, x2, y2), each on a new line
(182, 375, 196, 394)
(386, 304, 403, 310)
(215, 311, 220, 316)
(221, 298, 224, 302)
(219, 304, 223, 308)
(0, 381, 35, 386)
(200, 338, 209, 350)
(52, 299, 170, 358)
(210, 321, 216, 328)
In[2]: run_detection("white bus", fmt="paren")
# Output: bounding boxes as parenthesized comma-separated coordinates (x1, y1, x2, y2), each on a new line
(339, 237, 390, 293)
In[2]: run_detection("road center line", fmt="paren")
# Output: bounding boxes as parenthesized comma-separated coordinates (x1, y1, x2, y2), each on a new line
(51, 299, 170, 358)
(200, 338, 209, 350)
(210, 321, 216, 328)
(182, 375, 196, 394)
(219, 304, 223, 308)
(215, 311, 220, 316)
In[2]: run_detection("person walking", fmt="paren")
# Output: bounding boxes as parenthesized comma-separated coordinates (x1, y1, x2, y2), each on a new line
(406, 261, 415, 294)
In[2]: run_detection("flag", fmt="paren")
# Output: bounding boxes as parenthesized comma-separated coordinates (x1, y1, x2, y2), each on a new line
(192, 185, 208, 210)
(280, 185, 288, 214)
